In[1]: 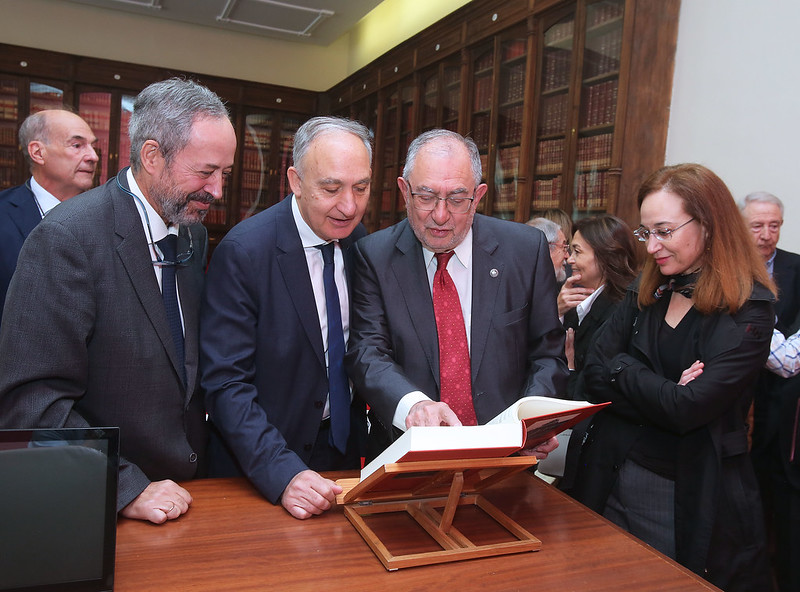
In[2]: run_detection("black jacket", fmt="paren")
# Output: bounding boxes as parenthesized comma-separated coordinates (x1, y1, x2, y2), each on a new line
(573, 279, 774, 592)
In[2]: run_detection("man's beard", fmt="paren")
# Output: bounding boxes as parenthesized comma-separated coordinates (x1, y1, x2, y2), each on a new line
(152, 179, 215, 226)
(556, 264, 567, 284)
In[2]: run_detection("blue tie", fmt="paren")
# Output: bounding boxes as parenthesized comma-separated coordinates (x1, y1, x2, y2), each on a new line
(157, 234, 186, 386)
(317, 242, 350, 455)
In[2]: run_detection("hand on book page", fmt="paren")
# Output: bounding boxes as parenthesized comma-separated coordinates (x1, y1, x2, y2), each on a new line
(406, 400, 461, 428)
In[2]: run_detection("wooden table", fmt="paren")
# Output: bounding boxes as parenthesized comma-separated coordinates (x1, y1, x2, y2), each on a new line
(115, 473, 721, 591)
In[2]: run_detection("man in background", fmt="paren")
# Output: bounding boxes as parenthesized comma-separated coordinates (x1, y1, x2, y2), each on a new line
(0, 78, 236, 524)
(0, 109, 98, 323)
(527, 216, 569, 284)
(200, 117, 372, 520)
(742, 191, 800, 592)
(346, 129, 567, 456)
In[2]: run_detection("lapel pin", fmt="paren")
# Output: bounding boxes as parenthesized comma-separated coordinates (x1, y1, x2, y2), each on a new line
(490, 268, 499, 278)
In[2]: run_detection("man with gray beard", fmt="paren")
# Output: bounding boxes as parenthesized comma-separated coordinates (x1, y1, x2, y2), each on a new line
(0, 78, 236, 524)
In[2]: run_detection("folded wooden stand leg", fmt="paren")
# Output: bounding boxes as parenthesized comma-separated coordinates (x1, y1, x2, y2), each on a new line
(337, 457, 542, 570)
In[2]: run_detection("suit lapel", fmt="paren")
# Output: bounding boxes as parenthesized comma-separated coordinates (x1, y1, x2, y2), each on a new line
(469, 216, 502, 383)
(112, 174, 186, 392)
(8, 184, 42, 239)
(392, 222, 440, 386)
(275, 198, 326, 366)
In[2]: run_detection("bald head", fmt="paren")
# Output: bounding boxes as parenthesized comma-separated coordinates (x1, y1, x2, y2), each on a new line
(21, 109, 99, 201)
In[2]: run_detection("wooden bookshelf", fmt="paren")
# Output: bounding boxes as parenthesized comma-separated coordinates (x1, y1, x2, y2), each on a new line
(0, 42, 318, 253)
(327, 0, 680, 231)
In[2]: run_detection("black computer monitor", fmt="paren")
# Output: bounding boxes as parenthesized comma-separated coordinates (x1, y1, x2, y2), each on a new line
(0, 427, 120, 592)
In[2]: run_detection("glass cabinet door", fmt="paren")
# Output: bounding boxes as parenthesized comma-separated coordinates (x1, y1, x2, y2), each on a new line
(532, 12, 575, 214)
(29, 82, 64, 113)
(0, 79, 21, 190)
(442, 61, 461, 133)
(118, 95, 134, 172)
(470, 42, 494, 215)
(238, 112, 273, 223)
(78, 92, 112, 186)
(574, 0, 624, 215)
(494, 34, 527, 220)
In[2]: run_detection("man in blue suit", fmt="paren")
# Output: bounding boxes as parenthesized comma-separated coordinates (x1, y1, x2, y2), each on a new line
(0, 109, 98, 323)
(346, 129, 568, 455)
(200, 117, 372, 520)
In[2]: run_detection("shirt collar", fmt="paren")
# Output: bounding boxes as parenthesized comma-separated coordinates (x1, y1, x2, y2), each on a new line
(291, 194, 330, 247)
(576, 283, 605, 325)
(126, 168, 175, 243)
(422, 228, 474, 270)
(28, 177, 61, 216)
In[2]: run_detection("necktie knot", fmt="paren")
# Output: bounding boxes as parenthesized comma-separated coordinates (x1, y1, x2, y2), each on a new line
(317, 241, 335, 265)
(435, 251, 454, 270)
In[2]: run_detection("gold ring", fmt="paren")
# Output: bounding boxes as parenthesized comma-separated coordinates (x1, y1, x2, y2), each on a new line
(166, 502, 175, 513)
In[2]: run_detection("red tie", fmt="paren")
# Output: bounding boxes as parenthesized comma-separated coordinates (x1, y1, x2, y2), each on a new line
(433, 251, 477, 426)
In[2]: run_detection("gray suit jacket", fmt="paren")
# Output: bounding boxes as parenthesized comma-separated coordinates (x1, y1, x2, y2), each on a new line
(345, 214, 569, 434)
(0, 171, 208, 509)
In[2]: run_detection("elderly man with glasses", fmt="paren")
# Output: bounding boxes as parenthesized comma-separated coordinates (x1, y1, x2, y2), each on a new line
(346, 129, 568, 461)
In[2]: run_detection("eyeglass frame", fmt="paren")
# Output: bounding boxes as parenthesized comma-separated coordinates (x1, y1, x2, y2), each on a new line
(548, 241, 570, 254)
(404, 183, 476, 214)
(633, 217, 696, 243)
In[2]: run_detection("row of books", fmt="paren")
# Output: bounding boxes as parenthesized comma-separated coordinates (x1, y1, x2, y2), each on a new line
(501, 62, 526, 105)
(502, 39, 526, 63)
(79, 108, 111, 132)
(241, 170, 266, 191)
(473, 75, 493, 112)
(474, 50, 494, 74)
(0, 146, 17, 166)
(443, 66, 461, 87)
(583, 28, 622, 79)
(0, 125, 17, 145)
(577, 133, 613, 169)
(496, 145, 520, 176)
(542, 48, 572, 91)
(544, 20, 574, 46)
(204, 205, 228, 226)
(494, 180, 518, 211)
(472, 113, 491, 149)
(0, 98, 18, 121)
(587, 0, 625, 29)
(535, 139, 564, 174)
(498, 104, 524, 144)
(580, 79, 618, 128)
(574, 170, 610, 210)
(533, 175, 563, 209)
(244, 132, 271, 151)
(241, 147, 269, 170)
(538, 93, 569, 136)
(79, 93, 111, 107)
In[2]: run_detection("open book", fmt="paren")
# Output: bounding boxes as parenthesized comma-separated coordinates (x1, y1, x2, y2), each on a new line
(360, 396, 610, 479)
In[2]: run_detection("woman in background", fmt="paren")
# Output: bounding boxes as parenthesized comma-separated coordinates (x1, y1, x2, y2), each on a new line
(573, 163, 775, 592)
(557, 215, 639, 492)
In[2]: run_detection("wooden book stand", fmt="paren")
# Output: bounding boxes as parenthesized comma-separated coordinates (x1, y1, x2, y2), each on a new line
(336, 456, 541, 570)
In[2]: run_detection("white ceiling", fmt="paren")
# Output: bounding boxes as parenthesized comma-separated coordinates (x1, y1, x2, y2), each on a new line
(63, 0, 384, 45)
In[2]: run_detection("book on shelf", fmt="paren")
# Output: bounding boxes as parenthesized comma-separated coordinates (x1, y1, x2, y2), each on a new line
(360, 396, 610, 480)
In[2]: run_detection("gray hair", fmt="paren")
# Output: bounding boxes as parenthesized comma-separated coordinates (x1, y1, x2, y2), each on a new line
(526, 217, 561, 244)
(292, 116, 373, 176)
(18, 108, 77, 169)
(403, 129, 483, 187)
(741, 191, 784, 216)
(129, 78, 229, 173)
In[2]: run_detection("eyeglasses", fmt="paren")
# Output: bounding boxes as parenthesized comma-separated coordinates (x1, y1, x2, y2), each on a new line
(548, 241, 570, 254)
(409, 191, 475, 214)
(153, 233, 194, 267)
(633, 218, 696, 242)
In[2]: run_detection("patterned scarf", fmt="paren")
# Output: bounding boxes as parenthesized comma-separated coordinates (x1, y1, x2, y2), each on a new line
(653, 271, 700, 300)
